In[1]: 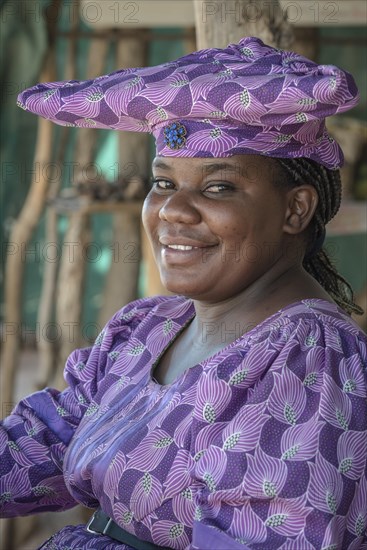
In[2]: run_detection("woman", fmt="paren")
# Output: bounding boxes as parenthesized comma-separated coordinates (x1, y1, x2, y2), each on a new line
(2, 37, 366, 549)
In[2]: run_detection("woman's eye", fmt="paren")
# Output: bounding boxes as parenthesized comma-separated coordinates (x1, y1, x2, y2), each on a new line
(150, 179, 233, 194)
(205, 183, 232, 193)
(151, 178, 174, 190)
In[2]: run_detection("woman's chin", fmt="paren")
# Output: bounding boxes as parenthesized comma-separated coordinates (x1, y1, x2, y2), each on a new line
(161, 282, 198, 297)
(159, 274, 205, 298)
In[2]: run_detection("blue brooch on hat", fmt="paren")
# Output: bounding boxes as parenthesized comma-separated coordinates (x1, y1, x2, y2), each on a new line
(163, 122, 187, 150)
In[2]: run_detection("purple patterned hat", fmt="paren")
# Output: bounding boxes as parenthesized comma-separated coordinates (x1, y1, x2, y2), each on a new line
(17, 37, 359, 169)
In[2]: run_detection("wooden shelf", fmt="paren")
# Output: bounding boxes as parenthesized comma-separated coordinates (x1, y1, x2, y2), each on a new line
(327, 201, 367, 237)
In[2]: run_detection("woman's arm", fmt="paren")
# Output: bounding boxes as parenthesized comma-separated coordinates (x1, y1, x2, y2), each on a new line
(0, 296, 156, 518)
(0, 346, 93, 517)
(189, 322, 367, 549)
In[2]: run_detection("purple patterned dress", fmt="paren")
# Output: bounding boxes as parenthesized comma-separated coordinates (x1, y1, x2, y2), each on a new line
(1, 296, 367, 549)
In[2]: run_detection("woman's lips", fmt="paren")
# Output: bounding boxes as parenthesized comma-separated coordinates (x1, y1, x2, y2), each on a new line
(159, 236, 217, 248)
(160, 243, 218, 264)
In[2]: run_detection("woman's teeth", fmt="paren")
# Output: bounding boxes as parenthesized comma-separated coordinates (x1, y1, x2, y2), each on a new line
(167, 244, 198, 250)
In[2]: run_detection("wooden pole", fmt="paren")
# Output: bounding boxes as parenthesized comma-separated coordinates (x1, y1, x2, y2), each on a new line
(54, 213, 91, 388)
(54, 36, 109, 387)
(193, 0, 293, 49)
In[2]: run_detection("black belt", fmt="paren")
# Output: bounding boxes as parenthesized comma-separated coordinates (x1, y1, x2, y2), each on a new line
(86, 508, 171, 550)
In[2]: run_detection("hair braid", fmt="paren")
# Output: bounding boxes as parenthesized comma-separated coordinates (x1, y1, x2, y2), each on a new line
(275, 158, 363, 316)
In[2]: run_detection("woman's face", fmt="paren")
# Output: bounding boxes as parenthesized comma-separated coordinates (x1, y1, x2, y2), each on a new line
(142, 154, 296, 303)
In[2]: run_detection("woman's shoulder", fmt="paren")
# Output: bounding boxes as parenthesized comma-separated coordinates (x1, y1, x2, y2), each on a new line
(89, 295, 193, 351)
(105, 294, 190, 327)
(286, 299, 366, 346)
(64, 295, 189, 394)
(240, 298, 366, 364)
(278, 298, 364, 330)
(255, 298, 365, 337)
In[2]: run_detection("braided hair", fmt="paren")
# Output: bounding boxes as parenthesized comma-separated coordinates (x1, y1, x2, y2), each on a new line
(274, 158, 363, 316)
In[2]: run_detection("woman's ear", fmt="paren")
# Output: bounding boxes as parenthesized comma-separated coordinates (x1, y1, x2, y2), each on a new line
(283, 185, 319, 235)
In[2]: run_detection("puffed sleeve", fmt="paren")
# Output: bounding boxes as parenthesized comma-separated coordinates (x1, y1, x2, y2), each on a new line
(0, 297, 155, 518)
(189, 318, 367, 550)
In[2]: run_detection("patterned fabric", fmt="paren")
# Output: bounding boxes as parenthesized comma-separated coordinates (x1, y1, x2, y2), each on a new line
(1, 296, 367, 550)
(17, 37, 359, 169)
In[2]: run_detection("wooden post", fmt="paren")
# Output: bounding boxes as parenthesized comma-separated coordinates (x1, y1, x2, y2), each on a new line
(54, 37, 109, 386)
(193, 0, 293, 49)
(37, 9, 79, 390)
(98, 33, 150, 325)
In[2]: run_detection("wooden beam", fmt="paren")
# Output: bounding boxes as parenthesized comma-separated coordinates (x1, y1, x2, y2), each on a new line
(193, 0, 293, 50)
(55, 36, 109, 385)
(327, 201, 367, 237)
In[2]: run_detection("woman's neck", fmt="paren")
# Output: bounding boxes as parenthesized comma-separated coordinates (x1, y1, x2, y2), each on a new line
(188, 264, 333, 348)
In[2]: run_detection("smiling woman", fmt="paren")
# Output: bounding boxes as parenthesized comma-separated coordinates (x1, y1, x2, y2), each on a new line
(1, 37, 367, 550)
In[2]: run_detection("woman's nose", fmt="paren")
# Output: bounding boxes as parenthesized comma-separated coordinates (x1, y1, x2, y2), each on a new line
(159, 191, 201, 224)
